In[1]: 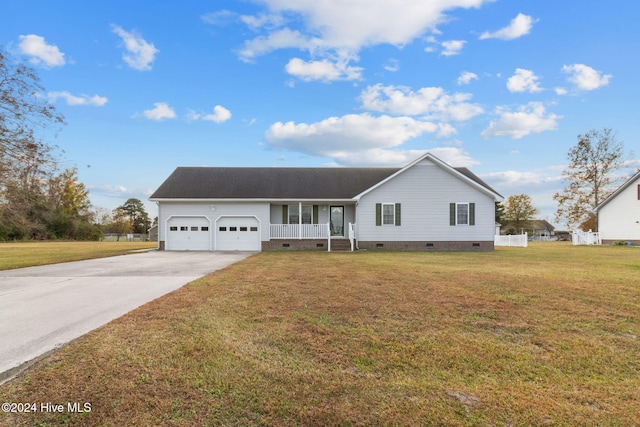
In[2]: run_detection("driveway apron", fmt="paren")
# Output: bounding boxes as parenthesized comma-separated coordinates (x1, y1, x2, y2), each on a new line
(0, 250, 253, 383)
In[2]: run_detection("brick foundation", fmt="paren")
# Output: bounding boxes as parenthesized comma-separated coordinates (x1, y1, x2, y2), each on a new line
(262, 239, 330, 251)
(357, 241, 494, 251)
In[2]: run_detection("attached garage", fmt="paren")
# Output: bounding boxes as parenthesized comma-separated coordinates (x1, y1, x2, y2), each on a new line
(216, 216, 261, 251)
(166, 216, 211, 251)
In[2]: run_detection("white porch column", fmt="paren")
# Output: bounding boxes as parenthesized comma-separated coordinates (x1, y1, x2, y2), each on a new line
(327, 222, 331, 252)
(298, 202, 302, 239)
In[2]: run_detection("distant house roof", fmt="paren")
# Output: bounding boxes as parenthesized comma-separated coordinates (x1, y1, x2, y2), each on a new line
(530, 219, 555, 231)
(594, 170, 640, 212)
(149, 164, 500, 201)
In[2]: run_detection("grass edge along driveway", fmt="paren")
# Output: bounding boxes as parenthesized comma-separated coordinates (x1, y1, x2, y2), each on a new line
(0, 241, 157, 270)
(1, 243, 639, 426)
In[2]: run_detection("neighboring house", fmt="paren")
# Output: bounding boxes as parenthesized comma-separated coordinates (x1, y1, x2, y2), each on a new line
(149, 153, 503, 252)
(529, 220, 555, 240)
(594, 170, 640, 244)
(501, 219, 555, 240)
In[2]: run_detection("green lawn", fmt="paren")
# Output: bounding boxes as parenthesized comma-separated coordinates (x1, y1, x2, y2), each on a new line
(1, 243, 639, 426)
(0, 241, 157, 270)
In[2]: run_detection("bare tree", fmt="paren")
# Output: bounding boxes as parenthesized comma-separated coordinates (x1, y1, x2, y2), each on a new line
(553, 128, 629, 231)
(0, 48, 65, 239)
(0, 48, 65, 172)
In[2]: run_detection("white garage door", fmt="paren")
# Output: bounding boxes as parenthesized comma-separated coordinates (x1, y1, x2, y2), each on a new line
(216, 217, 261, 251)
(166, 217, 211, 251)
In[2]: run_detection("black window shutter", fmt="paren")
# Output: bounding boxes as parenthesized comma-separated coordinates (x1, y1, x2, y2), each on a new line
(395, 203, 401, 226)
(313, 205, 318, 224)
(450, 203, 456, 226)
(282, 205, 288, 224)
(469, 203, 475, 226)
(375, 203, 382, 226)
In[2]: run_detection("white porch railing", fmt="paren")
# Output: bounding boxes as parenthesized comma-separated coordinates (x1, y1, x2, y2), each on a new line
(269, 223, 356, 252)
(572, 230, 601, 245)
(270, 223, 329, 239)
(495, 233, 528, 247)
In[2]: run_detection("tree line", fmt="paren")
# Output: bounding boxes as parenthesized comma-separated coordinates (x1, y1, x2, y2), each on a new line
(0, 48, 150, 241)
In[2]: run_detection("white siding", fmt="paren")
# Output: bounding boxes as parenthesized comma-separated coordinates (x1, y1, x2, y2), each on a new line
(356, 160, 495, 242)
(159, 202, 270, 243)
(598, 177, 640, 241)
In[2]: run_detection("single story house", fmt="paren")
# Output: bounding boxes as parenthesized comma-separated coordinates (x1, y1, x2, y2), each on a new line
(502, 219, 555, 240)
(149, 153, 503, 252)
(594, 170, 640, 244)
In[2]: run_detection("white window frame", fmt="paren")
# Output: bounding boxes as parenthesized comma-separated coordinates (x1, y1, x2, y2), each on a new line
(456, 203, 469, 226)
(382, 203, 395, 226)
(288, 204, 313, 224)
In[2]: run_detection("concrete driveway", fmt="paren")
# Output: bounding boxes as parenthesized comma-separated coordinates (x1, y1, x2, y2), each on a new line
(0, 250, 253, 384)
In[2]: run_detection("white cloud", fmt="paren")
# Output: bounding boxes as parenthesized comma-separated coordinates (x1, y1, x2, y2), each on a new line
(262, 115, 478, 167)
(142, 102, 176, 121)
(562, 64, 612, 91)
(234, 1, 494, 83)
(18, 34, 65, 68)
(88, 184, 130, 196)
(285, 57, 363, 82)
(240, 13, 286, 30)
(383, 58, 400, 72)
(48, 91, 108, 106)
(265, 113, 452, 166)
(507, 68, 543, 93)
(201, 10, 237, 26)
(188, 105, 232, 123)
(481, 102, 560, 139)
(238, 28, 320, 62)
(111, 24, 159, 71)
(457, 71, 478, 85)
(554, 87, 568, 96)
(320, 146, 478, 167)
(242, 0, 489, 54)
(481, 170, 561, 187)
(205, 105, 232, 123)
(360, 84, 484, 122)
(441, 40, 466, 56)
(479, 13, 537, 40)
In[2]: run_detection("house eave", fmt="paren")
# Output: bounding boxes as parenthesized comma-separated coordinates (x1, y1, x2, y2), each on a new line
(149, 197, 357, 203)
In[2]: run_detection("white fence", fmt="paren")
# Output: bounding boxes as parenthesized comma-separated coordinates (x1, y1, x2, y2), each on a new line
(495, 233, 528, 247)
(572, 230, 601, 245)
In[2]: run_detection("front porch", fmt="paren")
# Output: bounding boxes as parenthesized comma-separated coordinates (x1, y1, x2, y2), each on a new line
(268, 223, 356, 251)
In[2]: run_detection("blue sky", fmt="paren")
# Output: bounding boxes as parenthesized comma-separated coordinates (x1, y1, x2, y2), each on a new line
(3, 0, 639, 226)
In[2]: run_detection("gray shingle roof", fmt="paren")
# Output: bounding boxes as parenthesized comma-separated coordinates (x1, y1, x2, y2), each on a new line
(150, 167, 399, 199)
(149, 165, 501, 200)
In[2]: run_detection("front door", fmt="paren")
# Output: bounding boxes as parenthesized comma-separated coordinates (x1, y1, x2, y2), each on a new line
(330, 206, 344, 237)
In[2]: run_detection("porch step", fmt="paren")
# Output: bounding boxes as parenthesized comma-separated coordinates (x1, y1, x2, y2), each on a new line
(330, 239, 351, 252)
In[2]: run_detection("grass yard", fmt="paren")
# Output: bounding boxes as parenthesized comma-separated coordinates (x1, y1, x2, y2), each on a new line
(1, 243, 639, 426)
(0, 241, 157, 270)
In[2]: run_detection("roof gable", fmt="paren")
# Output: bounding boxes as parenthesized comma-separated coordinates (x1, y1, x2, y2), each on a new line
(353, 152, 503, 200)
(595, 170, 640, 212)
